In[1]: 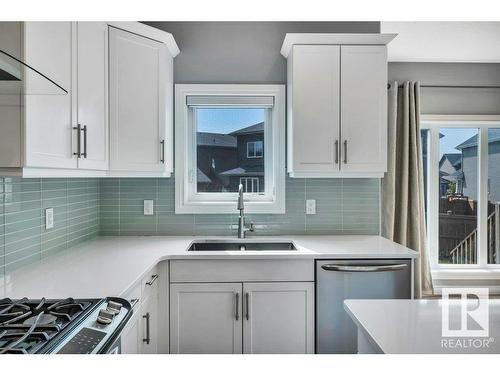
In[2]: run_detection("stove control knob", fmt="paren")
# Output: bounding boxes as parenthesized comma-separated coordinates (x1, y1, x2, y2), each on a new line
(107, 300, 123, 314)
(97, 309, 114, 325)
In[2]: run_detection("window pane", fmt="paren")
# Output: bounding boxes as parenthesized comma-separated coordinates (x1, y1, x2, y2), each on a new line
(488, 128, 500, 264)
(438, 128, 479, 264)
(196, 108, 265, 193)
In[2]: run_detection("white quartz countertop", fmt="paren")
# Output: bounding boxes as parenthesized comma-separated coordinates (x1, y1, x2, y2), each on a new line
(344, 299, 500, 354)
(1, 235, 417, 299)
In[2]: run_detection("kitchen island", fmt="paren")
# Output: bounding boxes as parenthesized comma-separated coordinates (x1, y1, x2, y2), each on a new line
(344, 299, 500, 354)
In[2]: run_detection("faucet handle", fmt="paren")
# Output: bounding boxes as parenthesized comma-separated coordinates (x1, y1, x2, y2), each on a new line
(248, 223, 255, 232)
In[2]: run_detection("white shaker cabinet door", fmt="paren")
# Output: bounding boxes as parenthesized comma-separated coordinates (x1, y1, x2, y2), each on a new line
(120, 306, 141, 354)
(242, 282, 314, 354)
(76, 22, 109, 171)
(170, 283, 243, 354)
(288, 45, 340, 177)
(109, 26, 169, 173)
(23, 22, 77, 169)
(340, 45, 388, 174)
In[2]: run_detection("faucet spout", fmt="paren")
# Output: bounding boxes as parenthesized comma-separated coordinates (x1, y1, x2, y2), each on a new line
(236, 183, 254, 239)
(237, 183, 244, 210)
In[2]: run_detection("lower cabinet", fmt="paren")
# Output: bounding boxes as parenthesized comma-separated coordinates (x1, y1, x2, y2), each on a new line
(169, 282, 314, 354)
(120, 306, 141, 354)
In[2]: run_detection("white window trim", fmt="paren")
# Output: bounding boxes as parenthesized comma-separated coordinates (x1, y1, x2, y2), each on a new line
(247, 141, 263, 159)
(421, 114, 500, 280)
(175, 84, 286, 214)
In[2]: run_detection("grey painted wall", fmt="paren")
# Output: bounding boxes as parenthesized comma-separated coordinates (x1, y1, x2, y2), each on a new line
(389, 62, 500, 115)
(143, 22, 380, 83)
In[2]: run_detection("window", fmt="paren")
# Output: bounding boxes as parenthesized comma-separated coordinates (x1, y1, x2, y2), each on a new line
(175, 84, 286, 214)
(240, 177, 260, 193)
(421, 116, 500, 277)
(247, 141, 263, 158)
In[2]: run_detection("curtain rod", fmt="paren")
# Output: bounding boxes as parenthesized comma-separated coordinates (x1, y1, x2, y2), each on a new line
(387, 83, 500, 89)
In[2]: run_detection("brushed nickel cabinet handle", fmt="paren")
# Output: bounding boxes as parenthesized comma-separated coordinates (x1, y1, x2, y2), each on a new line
(81, 125, 87, 158)
(343, 140, 348, 164)
(235, 292, 240, 321)
(73, 124, 81, 158)
(145, 274, 159, 286)
(334, 140, 339, 164)
(245, 292, 250, 321)
(142, 312, 150, 344)
(160, 139, 165, 164)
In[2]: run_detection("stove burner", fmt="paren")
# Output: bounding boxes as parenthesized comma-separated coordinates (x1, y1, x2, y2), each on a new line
(0, 297, 95, 354)
(24, 313, 58, 326)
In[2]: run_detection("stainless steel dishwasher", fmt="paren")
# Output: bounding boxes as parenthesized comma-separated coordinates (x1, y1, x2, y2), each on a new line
(316, 259, 412, 354)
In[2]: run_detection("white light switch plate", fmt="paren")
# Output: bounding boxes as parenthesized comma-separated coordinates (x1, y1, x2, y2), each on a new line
(45, 208, 54, 229)
(306, 199, 316, 215)
(144, 200, 154, 216)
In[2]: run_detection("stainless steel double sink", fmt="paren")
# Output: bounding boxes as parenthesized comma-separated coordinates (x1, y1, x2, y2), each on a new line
(187, 239, 297, 251)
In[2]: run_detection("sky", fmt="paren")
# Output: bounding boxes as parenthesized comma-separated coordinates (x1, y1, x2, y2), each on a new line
(196, 108, 265, 134)
(439, 128, 478, 157)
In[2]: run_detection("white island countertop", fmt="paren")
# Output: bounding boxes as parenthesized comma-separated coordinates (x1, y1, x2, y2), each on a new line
(344, 299, 500, 354)
(1, 235, 417, 299)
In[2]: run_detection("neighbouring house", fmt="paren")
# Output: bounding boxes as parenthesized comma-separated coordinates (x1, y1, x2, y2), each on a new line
(197, 132, 237, 192)
(196, 122, 265, 193)
(219, 122, 265, 193)
(456, 129, 500, 203)
(439, 153, 462, 196)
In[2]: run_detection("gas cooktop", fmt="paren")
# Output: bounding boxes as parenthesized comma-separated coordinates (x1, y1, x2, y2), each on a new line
(0, 297, 132, 354)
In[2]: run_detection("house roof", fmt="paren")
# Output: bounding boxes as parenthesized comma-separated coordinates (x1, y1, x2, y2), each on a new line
(229, 122, 264, 136)
(197, 168, 211, 183)
(197, 132, 236, 148)
(219, 165, 264, 176)
(440, 153, 462, 168)
(456, 129, 500, 150)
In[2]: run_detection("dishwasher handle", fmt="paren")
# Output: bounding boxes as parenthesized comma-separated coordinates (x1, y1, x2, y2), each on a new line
(321, 263, 408, 272)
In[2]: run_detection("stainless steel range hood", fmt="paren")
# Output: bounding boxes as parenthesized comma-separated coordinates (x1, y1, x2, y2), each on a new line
(0, 48, 68, 95)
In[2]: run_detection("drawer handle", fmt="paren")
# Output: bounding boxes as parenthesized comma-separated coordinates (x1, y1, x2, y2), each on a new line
(146, 274, 159, 286)
(130, 298, 139, 307)
(321, 264, 408, 272)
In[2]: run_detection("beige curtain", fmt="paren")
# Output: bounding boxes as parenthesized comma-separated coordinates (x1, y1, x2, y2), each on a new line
(382, 81, 433, 298)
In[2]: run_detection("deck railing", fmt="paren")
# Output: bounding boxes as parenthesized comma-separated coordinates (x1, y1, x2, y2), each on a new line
(450, 203, 499, 264)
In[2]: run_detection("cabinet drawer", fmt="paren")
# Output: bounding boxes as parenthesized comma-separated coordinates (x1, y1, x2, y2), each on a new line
(141, 265, 160, 301)
(170, 259, 314, 283)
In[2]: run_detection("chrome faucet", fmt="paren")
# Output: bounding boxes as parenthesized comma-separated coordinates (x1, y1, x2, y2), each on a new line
(237, 183, 254, 239)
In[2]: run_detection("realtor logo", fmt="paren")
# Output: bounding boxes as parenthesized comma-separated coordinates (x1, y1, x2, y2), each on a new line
(441, 288, 490, 337)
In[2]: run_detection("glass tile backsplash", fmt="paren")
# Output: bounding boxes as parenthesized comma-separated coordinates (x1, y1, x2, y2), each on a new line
(99, 177, 380, 236)
(0, 177, 99, 278)
(0, 176, 380, 279)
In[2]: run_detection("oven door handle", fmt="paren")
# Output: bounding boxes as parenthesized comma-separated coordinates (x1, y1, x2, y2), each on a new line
(320, 263, 408, 272)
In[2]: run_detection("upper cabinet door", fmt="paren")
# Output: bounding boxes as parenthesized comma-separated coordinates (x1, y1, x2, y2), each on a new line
(242, 282, 314, 354)
(340, 45, 388, 174)
(76, 22, 109, 171)
(23, 22, 77, 169)
(170, 283, 243, 354)
(288, 45, 340, 177)
(109, 26, 170, 174)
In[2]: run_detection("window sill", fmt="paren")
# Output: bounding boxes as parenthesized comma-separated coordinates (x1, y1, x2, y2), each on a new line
(432, 268, 500, 280)
(175, 200, 286, 214)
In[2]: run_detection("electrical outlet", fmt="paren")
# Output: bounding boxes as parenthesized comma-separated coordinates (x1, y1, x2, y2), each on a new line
(144, 200, 154, 216)
(306, 199, 316, 215)
(45, 208, 54, 229)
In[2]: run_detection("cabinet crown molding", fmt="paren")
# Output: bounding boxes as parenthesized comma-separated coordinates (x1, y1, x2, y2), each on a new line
(280, 33, 397, 58)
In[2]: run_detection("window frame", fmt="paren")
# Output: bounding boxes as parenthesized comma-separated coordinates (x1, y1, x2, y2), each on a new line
(174, 84, 286, 214)
(247, 141, 263, 159)
(421, 114, 500, 280)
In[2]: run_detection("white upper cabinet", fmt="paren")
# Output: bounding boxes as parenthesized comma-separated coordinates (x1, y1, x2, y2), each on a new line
(23, 22, 76, 170)
(282, 33, 396, 178)
(75, 22, 109, 171)
(287, 45, 341, 176)
(340, 45, 388, 174)
(109, 26, 174, 176)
